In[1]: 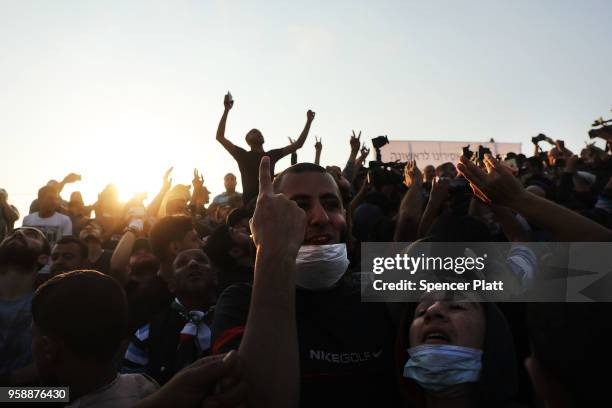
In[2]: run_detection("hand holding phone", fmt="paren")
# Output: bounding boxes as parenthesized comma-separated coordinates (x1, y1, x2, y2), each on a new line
(224, 91, 234, 110)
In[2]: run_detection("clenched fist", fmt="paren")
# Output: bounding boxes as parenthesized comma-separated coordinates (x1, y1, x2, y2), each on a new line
(307, 110, 315, 122)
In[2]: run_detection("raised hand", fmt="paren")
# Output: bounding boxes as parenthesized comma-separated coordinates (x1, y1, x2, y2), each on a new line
(429, 177, 450, 205)
(358, 172, 372, 194)
(163, 167, 173, 191)
(250, 156, 306, 255)
(457, 154, 525, 206)
(62, 172, 81, 184)
(360, 144, 370, 158)
(307, 110, 315, 122)
(224, 92, 234, 111)
(350, 130, 362, 153)
(314, 136, 322, 152)
(192, 168, 204, 190)
(404, 160, 423, 187)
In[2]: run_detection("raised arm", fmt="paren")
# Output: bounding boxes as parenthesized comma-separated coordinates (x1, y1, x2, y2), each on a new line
(457, 155, 612, 242)
(394, 160, 425, 242)
(354, 144, 371, 180)
(216, 93, 239, 155)
(239, 156, 304, 408)
(109, 218, 145, 287)
(281, 110, 315, 156)
(349, 175, 372, 216)
(342, 131, 362, 182)
(288, 137, 298, 165)
(57, 172, 81, 194)
(314, 137, 322, 165)
(146, 167, 173, 218)
(418, 177, 449, 238)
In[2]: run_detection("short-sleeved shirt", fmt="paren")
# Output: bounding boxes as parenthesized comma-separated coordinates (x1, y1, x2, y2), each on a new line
(211, 280, 400, 407)
(212, 191, 243, 209)
(22, 212, 72, 247)
(229, 147, 286, 205)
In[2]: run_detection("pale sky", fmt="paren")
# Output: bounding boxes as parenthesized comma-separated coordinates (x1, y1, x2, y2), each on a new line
(1, 0, 611, 220)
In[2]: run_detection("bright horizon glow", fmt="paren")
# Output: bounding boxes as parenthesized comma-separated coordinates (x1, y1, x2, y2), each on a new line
(2, 0, 611, 221)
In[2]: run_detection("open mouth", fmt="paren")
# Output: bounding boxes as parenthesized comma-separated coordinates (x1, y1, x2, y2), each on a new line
(422, 330, 451, 345)
(187, 270, 203, 279)
(304, 234, 334, 245)
(187, 267, 211, 280)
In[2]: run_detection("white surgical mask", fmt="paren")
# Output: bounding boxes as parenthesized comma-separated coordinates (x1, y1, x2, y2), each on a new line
(295, 244, 349, 290)
(404, 344, 482, 396)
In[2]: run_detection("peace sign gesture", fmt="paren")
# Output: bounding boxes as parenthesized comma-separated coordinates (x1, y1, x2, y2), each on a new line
(192, 168, 204, 190)
(250, 157, 306, 254)
(314, 136, 322, 152)
(350, 130, 362, 153)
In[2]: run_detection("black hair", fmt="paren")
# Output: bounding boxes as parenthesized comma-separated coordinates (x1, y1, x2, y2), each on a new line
(149, 215, 194, 262)
(272, 162, 334, 193)
(226, 207, 252, 227)
(54, 236, 88, 260)
(526, 156, 544, 172)
(426, 215, 492, 242)
(38, 185, 58, 199)
(83, 218, 104, 233)
(396, 301, 518, 407)
(526, 303, 612, 406)
(203, 225, 237, 271)
(32, 270, 128, 362)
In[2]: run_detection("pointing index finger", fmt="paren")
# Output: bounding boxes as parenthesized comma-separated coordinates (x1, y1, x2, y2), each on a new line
(258, 156, 273, 196)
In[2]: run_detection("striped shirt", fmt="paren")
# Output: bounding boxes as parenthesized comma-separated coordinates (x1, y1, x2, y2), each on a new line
(122, 299, 211, 374)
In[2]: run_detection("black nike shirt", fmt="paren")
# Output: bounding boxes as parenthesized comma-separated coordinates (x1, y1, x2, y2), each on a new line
(211, 279, 400, 407)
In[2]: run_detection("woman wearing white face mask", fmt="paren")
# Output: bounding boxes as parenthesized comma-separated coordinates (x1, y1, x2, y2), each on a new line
(395, 292, 521, 408)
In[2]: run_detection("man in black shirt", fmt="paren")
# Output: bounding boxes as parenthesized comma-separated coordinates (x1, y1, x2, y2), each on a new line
(215, 93, 315, 205)
(212, 158, 398, 408)
(80, 219, 112, 274)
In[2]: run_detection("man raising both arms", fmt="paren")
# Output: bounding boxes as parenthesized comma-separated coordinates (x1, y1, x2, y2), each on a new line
(215, 93, 315, 205)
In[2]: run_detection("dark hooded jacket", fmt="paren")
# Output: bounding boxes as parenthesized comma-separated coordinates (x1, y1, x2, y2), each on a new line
(395, 302, 520, 408)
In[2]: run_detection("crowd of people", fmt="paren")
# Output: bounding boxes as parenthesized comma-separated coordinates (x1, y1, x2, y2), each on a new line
(1, 94, 612, 407)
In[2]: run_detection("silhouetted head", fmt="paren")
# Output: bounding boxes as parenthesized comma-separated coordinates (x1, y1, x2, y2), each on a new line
(245, 129, 264, 147)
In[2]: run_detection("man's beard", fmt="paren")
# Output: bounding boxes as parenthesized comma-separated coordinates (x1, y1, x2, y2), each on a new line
(0, 240, 40, 271)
